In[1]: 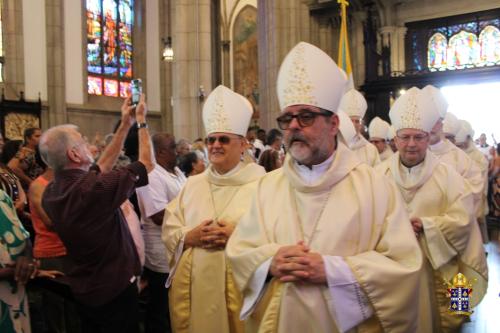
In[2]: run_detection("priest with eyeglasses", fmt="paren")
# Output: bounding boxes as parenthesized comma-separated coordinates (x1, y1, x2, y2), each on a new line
(375, 87, 487, 332)
(162, 85, 265, 333)
(226, 41, 422, 333)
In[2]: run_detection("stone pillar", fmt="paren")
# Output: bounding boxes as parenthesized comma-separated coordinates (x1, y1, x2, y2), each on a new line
(351, 11, 366, 87)
(2, 0, 25, 99)
(221, 40, 230, 86)
(257, 0, 311, 130)
(160, 0, 173, 133)
(379, 25, 406, 75)
(45, 0, 67, 125)
(172, 0, 212, 140)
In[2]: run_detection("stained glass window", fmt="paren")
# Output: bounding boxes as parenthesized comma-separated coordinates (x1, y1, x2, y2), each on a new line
(447, 31, 480, 69)
(428, 33, 448, 71)
(479, 26, 500, 66)
(427, 26, 500, 71)
(87, 0, 133, 96)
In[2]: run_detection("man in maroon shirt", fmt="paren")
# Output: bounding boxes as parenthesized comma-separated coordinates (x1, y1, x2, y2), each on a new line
(40, 95, 154, 333)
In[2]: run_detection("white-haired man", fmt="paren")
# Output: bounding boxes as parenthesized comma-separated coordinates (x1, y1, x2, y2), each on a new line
(226, 42, 422, 333)
(162, 85, 265, 333)
(376, 87, 487, 332)
(40, 95, 154, 333)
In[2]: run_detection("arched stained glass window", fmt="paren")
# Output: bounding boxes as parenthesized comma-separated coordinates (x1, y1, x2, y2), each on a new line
(87, 0, 133, 97)
(428, 33, 447, 71)
(447, 31, 480, 70)
(479, 25, 500, 66)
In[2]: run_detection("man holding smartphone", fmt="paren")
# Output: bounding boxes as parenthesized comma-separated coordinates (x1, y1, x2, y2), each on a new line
(40, 94, 154, 333)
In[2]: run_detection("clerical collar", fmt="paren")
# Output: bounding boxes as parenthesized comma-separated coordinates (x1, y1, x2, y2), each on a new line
(399, 159, 424, 175)
(293, 151, 336, 185)
(429, 139, 445, 151)
(212, 162, 243, 177)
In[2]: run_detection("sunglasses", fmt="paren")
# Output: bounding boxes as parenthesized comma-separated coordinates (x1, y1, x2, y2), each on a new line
(276, 110, 333, 130)
(207, 135, 236, 145)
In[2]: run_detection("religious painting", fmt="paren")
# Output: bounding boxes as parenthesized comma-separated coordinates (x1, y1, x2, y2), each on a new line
(233, 6, 259, 118)
(86, 0, 134, 96)
(4, 113, 40, 140)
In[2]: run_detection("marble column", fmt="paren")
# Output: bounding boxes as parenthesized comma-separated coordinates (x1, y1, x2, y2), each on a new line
(379, 25, 407, 75)
(257, 0, 311, 130)
(160, 0, 174, 133)
(45, 0, 67, 125)
(2, 0, 25, 99)
(172, 0, 212, 140)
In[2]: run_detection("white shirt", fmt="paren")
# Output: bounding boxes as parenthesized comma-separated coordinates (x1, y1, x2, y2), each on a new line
(136, 165, 186, 273)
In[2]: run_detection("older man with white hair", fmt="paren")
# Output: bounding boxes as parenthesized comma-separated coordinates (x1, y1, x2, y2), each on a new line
(162, 85, 265, 333)
(376, 87, 487, 332)
(455, 120, 490, 243)
(226, 42, 422, 333)
(40, 95, 154, 333)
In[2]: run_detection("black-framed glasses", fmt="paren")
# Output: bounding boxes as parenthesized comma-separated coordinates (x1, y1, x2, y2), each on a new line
(276, 110, 333, 130)
(396, 133, 429, 143)
(207, 135, 233, 145)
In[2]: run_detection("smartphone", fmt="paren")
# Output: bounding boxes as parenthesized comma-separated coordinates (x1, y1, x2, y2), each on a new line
(131, 79, 142, 106)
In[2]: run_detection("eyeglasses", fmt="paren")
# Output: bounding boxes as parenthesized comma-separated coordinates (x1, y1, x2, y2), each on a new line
(276, 110, 333, 130)
(207, 135, 236, 145)
(396, 133, 429, 143)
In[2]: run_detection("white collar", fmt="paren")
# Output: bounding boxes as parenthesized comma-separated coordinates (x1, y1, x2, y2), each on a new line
(293, 151, 336, 185)
(212, 162, 243, 177)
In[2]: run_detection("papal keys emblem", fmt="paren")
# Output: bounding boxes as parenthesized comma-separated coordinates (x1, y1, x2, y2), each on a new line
(444, 273, 474, 316)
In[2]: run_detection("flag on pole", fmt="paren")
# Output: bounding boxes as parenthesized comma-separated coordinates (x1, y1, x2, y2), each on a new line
(338, 0, 354, 89)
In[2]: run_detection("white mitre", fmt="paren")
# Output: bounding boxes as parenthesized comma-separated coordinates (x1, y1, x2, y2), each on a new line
(202, 85, 252, 136)
(368, 117, 389, 139)
(277, 41, 347, 113)
(455, 119, 475, 144)
(339, 89, 368, 118)
(386, 125, 396, 140)
(389, 87, 439, 133)
(337, 110, 356, 146)
(422, 85, 448, 119)
(443, 112, 460, 136)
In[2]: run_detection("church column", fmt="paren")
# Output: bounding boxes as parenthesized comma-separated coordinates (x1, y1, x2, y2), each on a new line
(379, 25, 407, 75)
(351, 11, 366, 87)
(395, 27, 407, 73)
(221, 40, 230, 86)
(45, 0, 67, 125)
(172, 0, 212, 140)
(257, 0, 311, 130)
(2, 0, 25, 99)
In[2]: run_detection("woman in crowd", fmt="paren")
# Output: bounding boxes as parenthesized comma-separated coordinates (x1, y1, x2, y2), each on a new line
(258, 149, 282, 173)
(178, 151, 206, 177)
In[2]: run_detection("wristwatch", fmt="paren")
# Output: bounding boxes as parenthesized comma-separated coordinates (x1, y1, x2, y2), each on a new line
(136, 122, 148, 129)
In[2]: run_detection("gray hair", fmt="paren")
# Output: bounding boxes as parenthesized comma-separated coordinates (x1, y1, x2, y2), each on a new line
(39, 124, 80, 172)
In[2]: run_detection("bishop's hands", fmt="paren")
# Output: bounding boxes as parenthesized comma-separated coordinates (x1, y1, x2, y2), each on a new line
(184, 220, 235, 250)
(270, 241, 326, 285)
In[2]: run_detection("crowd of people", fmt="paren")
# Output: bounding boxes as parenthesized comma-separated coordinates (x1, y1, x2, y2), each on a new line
(0, 41, 499, 333)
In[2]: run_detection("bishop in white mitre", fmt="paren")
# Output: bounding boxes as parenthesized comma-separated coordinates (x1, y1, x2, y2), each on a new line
(162, 85, 266, 333)
(423, 85, 484, 211)
(455, 119, 490, 243)
(376, 87, 488, 333)
(226, 41, 422, 333)
(368, 116, 393, 162)
(338, 89, 381, 166)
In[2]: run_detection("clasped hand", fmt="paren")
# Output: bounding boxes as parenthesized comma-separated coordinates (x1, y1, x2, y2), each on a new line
(185, 220, 234, 250)
(270, 241, 326, 285)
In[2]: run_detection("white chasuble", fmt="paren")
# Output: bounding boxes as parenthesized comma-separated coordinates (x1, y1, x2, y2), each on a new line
(429, 139, 484, 212)
(227, 142, 422, 333)
(376, 152, 488, 332)
(379, 147, 394, 162)
(350, 135, 381, 167)
(162, 162, 265, 333)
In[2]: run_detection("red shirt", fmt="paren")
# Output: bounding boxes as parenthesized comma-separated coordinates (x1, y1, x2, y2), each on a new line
(31, 175, 67, 258)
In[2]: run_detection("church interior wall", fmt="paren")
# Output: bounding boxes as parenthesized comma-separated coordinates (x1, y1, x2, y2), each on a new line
(22, 0, 47, 102)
